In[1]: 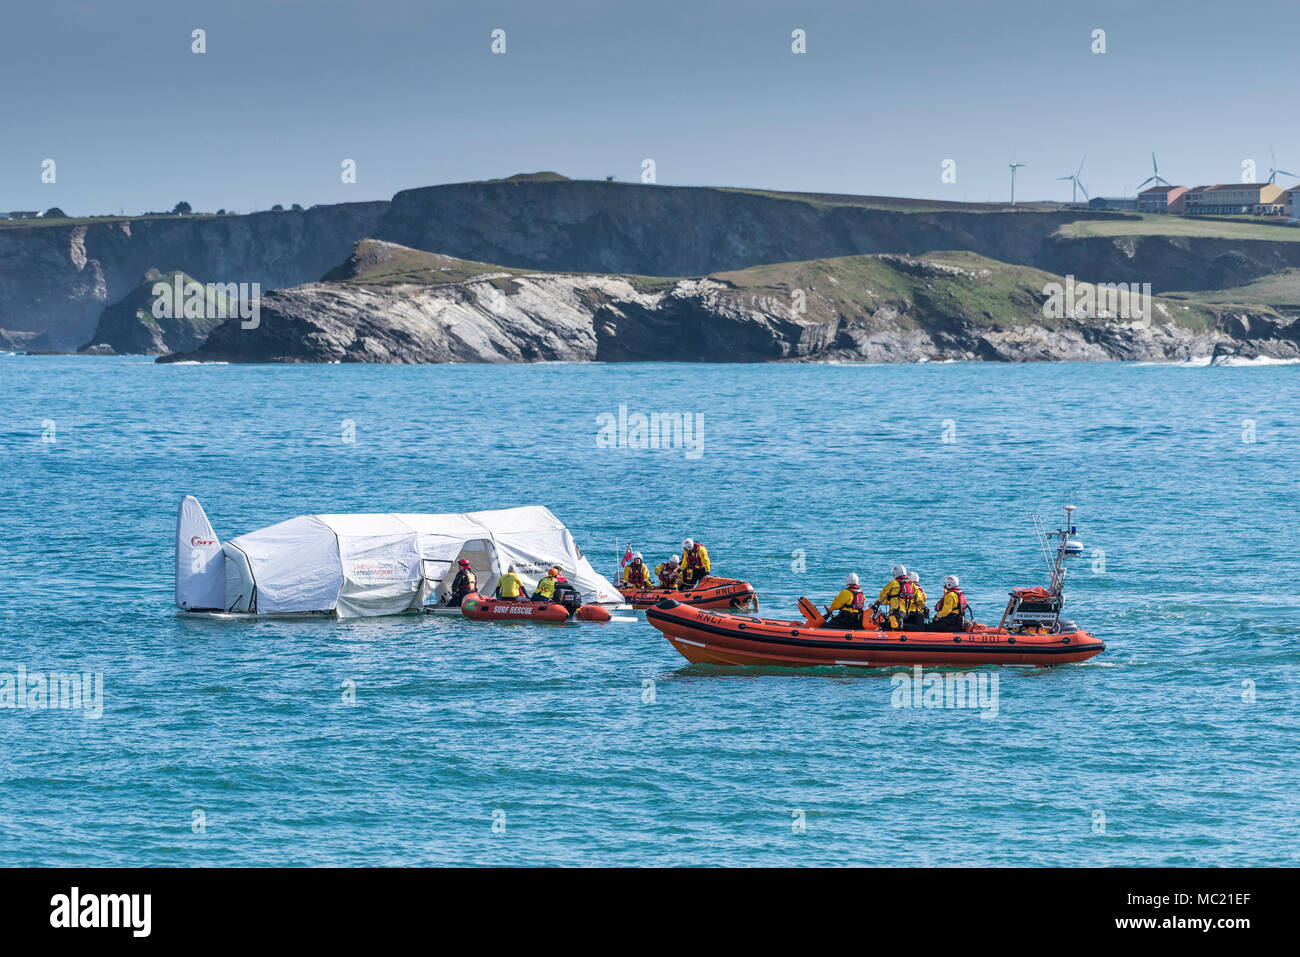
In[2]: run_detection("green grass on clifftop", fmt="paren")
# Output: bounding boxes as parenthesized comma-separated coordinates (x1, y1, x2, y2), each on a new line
(1058, 215, 1300, 242)
(323, 240, 529, 285)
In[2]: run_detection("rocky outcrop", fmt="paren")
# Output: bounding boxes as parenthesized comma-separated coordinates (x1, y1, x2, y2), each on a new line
(78, 269, 231, 355)
(0, 328, 50, 352)
(10, 177, 1300, 351)
(376, 180, 1103, 279)
(162, 244, 1300, 365)
(1038, 233, 1300, 294)
(0, 203, 386, 348)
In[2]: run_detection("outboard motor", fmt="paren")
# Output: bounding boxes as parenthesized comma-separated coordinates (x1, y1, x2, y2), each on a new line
(558, 591, 581, 618)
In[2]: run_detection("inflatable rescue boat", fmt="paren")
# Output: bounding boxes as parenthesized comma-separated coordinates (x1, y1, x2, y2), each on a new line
(618, 576, 758, 611)
(459, 593, 612, 623)
(646, 601, 1103, 667)
(646, 505, 1104, 668)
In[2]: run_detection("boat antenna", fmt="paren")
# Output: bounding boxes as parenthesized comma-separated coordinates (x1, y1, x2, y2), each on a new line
(1033, 513, 1054, 582)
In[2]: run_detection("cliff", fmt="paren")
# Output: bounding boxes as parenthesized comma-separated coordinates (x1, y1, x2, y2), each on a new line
(11, 177, 1300, 351)
(161, 241, 1300, 365)
(78, 269, 232, 355)
(0, 202, 386, 348)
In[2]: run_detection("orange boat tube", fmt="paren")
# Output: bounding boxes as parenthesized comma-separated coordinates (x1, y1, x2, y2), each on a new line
(618, 575, 758, 611)
(460, 593, 611, 623)
(645, 600, 1104, 667)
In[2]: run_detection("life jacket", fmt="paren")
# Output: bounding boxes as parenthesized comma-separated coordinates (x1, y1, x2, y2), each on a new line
(848, 584, 865, 610)
(897, 576, 916, 600)
(939, 588, 968, 618)
(656, 563, 679, 586)
(535, 575, 556, 598)
(625, 562, 650, 587)
(684, 544, 706, 570)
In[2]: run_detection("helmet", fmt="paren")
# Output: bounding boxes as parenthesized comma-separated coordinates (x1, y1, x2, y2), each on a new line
(670, 555, 680, 564)
(908, 571, 920, 583)
(458, 559, 471, 567)
(892, 564, 907, 578)
(683, 538, 694, 549)
(943, 574, 959, 589)
(547, 566, 560, 577)
(632, 552, 643, 561)
(846, 573, 859, 586)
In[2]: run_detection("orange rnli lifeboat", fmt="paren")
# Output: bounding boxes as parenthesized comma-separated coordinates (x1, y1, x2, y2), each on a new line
(460, 593, 612, 623)
(618, 575, 758, 611)
(645, 600, 1104, 668)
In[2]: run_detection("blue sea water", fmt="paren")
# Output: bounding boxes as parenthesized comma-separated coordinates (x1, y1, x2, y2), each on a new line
(0, 354, 1297, 867)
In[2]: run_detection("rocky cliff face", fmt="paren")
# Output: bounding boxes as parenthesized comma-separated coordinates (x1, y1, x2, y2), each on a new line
(78, 269, 232, 355)
(162, 243, 1300, 365)
(11, 178, 1300, 351)
(0, 202, 386, 348)
(1038, 233, 1300, 294)
(376, 181, 1099, 277)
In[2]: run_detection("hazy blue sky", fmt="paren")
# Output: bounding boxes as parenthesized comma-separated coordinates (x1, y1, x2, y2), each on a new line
(3, 0, 1297, 214)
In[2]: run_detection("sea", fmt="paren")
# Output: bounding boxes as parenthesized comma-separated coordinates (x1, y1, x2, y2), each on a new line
(1, 354, 1297, 866)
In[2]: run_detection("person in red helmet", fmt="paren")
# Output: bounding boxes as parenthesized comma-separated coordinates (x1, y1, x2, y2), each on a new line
(446, 558, 478, 606)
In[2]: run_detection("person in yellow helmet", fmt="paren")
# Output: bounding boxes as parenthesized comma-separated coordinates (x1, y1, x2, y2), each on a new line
(655, 555, 682, 588)
(495, 565, 527, 600)
(532, 566, 560, 602)
(622, 552, 653, 589)
(826, 573, 867, 628)
(872, 564, 916, 630)
(680, 538, 710, 588)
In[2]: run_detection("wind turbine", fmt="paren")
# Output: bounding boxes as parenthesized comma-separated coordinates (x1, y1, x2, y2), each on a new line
(1058, 154, 1089, 203)
(1266, 145, 1297, 184)
(1008, 162, 1027, 205)
(1136, 153, 1172, 191)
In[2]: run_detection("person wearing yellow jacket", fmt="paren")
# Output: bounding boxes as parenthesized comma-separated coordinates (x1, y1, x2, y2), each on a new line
(931, 575, 970, 632)
(826, 573, 867, 628)
(680, 538, 710, 588)
(532, 566, 560, 601)
(495, 565, 527, 600)
(654, 555, 682, 588)
(622, 553, 653, 589)
(901, 570, 928, 628)
(873, 564, 916, 629)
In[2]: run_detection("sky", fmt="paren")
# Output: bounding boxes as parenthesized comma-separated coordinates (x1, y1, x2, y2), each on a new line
(2, 0, 1298, 215)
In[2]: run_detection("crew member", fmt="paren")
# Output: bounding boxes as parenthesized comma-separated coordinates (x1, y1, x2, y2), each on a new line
(533, 566, 560, 602)
(826, 573, 867, 628)
(655, 555, 682, 588)
(622, 552, 653, 589)
(446, 558, 478, 606)
(680, 538, 711, 588)
(551, 566, 580, 613)
(873, 564, 914, 630)
(495, 565, 527, 600)
(901, 570, 928, 629)
(931, 575, 970, 632)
